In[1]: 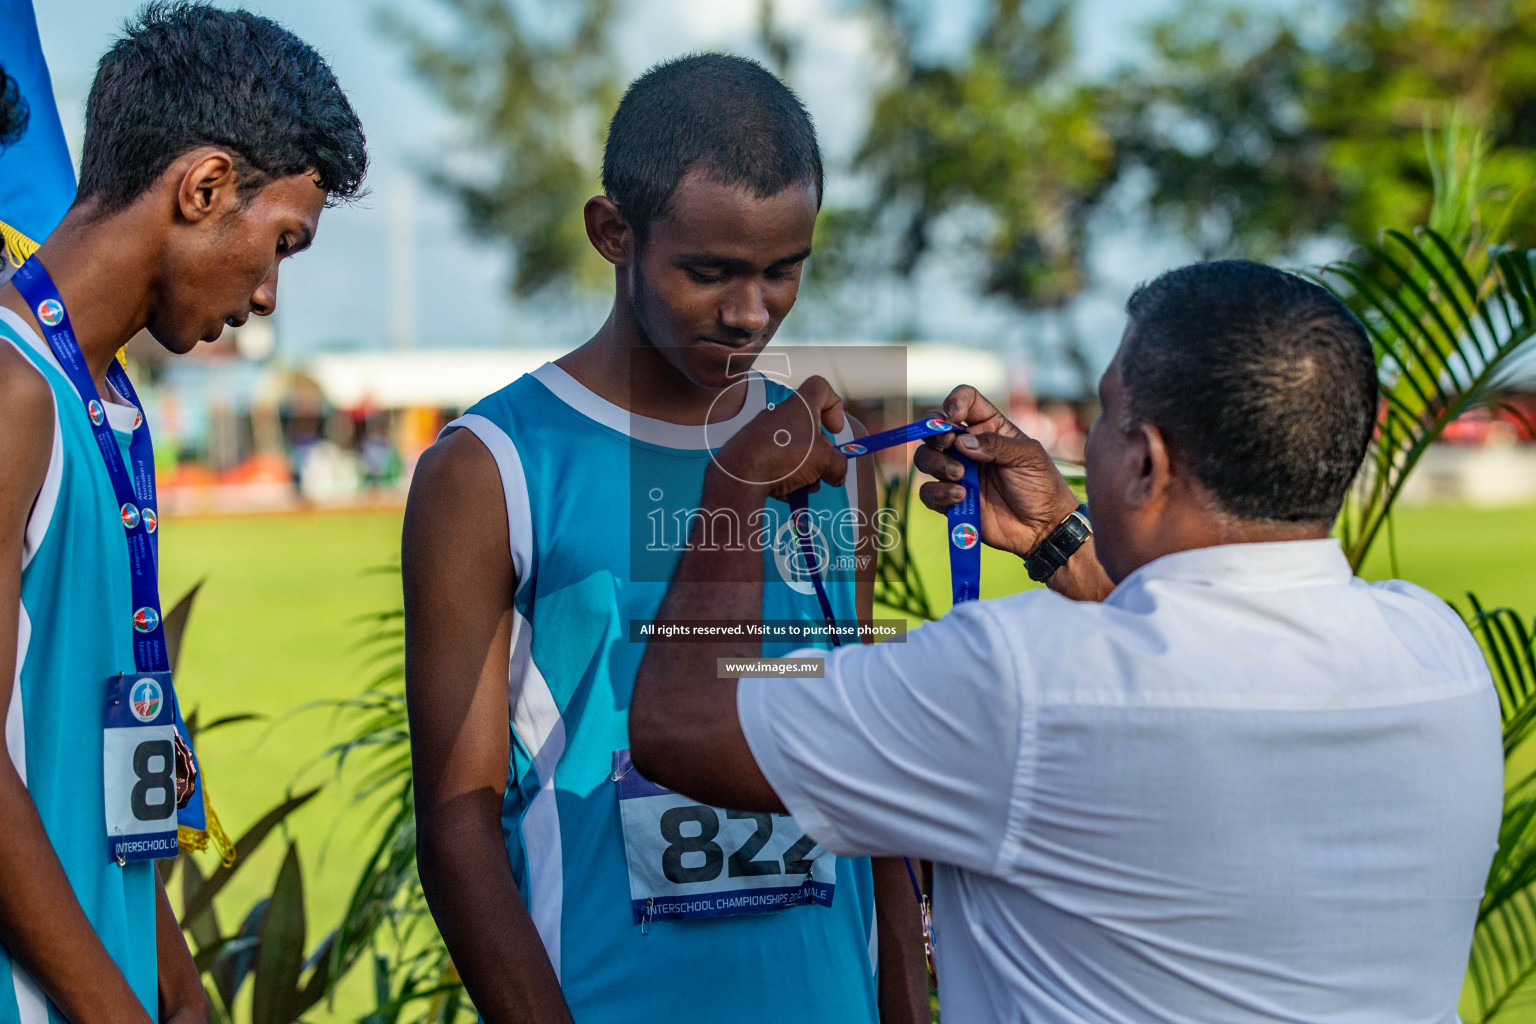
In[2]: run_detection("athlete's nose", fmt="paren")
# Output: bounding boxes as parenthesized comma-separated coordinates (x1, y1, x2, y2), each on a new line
(721, 280, 769, 335)
(250, 263, 279, 318)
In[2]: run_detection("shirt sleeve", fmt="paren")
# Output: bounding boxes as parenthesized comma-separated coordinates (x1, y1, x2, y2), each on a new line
(737, 599, 1028, 873)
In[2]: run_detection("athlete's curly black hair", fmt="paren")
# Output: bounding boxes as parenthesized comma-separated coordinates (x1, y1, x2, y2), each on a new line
(0, 63, 28, 151)
(77, 1, 367, 212)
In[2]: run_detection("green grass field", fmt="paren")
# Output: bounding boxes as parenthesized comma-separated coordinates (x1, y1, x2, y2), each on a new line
(157, 501, 1536, 1020)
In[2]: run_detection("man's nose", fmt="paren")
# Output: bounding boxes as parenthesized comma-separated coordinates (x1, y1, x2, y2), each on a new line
(250, 264, 279, 317)
(721, 280, 769, 334)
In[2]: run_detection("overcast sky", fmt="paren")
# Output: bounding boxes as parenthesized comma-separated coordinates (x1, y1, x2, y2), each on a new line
(34, 0, 1190, 391)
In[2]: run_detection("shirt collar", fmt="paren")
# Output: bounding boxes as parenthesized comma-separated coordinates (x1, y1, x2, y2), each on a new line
(1111, 538, 1353, 598)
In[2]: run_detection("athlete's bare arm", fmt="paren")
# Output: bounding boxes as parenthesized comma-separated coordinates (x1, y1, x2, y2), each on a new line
(156, 868, 207, 1022)
(0, 341, 153, 1024)
(848, 427, 929, 1024)
(402, 428, 573, 1024)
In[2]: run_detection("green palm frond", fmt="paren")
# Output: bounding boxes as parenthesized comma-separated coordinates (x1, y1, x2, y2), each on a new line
(1464, 598, 1536, 1022)
(1321, 231, 1536, 570)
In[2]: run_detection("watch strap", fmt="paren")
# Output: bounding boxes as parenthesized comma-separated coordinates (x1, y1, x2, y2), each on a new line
(1025, 503, 1091, 584)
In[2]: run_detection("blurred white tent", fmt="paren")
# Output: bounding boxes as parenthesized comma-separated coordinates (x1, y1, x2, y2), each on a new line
(303, 342, 1004, 411)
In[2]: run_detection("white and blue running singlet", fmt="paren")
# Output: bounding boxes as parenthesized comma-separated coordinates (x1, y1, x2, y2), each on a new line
(0, 310, 158, 1022)
(447, 362, 880, 1023)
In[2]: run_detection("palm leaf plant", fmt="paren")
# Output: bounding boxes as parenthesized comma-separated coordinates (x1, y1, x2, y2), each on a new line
(1461, 597, 1536, 1021)
(162, 583, 396, 1023)
(319, 585, 472, 1023)
(1318, 115, 1536, 572)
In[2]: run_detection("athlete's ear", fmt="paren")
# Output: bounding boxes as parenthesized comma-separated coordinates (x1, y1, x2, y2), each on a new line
(584, 195, 634, 266)
(175, 148, 239, 225)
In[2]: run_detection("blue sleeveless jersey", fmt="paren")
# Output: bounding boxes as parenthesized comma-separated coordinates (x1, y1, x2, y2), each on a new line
(449, 362, 880, 1023)
(0, 312, 157, 1022)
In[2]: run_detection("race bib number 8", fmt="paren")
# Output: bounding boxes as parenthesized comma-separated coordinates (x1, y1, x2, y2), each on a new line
(612, 749, 835, 925)
(103, 672, 180, 863)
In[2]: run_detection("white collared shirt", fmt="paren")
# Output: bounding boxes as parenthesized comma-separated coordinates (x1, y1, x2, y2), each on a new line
(738, 540, 1503, 1024)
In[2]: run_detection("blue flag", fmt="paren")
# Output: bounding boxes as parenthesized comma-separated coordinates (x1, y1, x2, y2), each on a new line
(0, 0, 76, 273)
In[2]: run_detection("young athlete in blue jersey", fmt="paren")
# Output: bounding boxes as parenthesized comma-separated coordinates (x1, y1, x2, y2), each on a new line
(0, 6, 366, 1022)
(403, 55, 927, 1024)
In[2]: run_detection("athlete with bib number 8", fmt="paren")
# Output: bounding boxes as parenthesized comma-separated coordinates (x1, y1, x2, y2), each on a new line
(0, 6, 366, 1023)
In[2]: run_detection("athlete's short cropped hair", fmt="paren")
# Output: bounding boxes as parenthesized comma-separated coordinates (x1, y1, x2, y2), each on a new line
(1122, 259, 1377, 524)
(77, 1, 367, 212)
(0, 64, 27, 150)
(602, 53, 822, 244)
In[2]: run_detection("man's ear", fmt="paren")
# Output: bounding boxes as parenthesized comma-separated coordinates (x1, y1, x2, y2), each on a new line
(584, 195, 634, 266)
(175, 150, 239, 224)
(1123, 422, 1172, 509)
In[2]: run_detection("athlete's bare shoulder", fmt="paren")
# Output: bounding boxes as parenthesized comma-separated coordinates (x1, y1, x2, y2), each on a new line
(403, 425, 510, 575)
(0, 336, 54, 456)
(0, 335, 56, 522)
(410, 426, 502, 514)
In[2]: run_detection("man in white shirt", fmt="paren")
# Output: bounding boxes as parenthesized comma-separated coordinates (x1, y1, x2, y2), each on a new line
(627, 259, 1504, 1023)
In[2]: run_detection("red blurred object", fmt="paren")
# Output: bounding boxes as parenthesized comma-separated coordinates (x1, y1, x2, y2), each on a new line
(217, 452, 293, 485)
(1440, 395, 1536, 445)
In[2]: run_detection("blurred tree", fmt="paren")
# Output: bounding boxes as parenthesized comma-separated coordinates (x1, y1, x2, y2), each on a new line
(380, 0, 623, 296)
(1115, 0, 1536, 258)
(843, 0, 1117, 385)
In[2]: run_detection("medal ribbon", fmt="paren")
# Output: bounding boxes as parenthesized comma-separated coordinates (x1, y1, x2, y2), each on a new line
(12, 258, 170, 672)
(784, 415, 980, 987)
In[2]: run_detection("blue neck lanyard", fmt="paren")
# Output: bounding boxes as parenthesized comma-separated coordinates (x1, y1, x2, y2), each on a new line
(786, 416, 973, 982)
(788, 416, 981, 647)
(12, 258, 169, 674)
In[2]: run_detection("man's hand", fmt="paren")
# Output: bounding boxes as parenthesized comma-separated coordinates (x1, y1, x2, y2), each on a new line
(914, 386, 1080, 559)
(712, 375, 848, 500)
(915, 386, 1113, 602)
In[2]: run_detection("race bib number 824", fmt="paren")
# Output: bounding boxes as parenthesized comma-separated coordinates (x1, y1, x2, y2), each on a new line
(612, 749, 835, 925)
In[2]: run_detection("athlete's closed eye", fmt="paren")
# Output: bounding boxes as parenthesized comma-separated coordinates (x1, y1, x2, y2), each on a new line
(766, 260, 805, 281)
(278, 229, 315, 259)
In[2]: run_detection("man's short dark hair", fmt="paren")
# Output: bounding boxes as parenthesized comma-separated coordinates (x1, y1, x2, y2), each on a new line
(77, 1, 367, 212)
(0, 64, 27, 150)
(602, 53, 822, 244)
(1122, 259, 1377, 523)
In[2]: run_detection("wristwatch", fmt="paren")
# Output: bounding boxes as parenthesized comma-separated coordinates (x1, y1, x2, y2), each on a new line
(1024, 503, 1091, 584)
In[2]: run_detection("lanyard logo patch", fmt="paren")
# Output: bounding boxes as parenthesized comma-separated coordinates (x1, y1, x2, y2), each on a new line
(128, 677, 164, 722)
(36, 299, 63, 326)
(837, 441, 867, 456)
(142, 507, 157, 534)
(88, 399, 105, 426)
(132, 607, 160, 633)
(951, 522, 979, 550)
(120, 503, 141, 529)
(925, 418, 952, 432)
